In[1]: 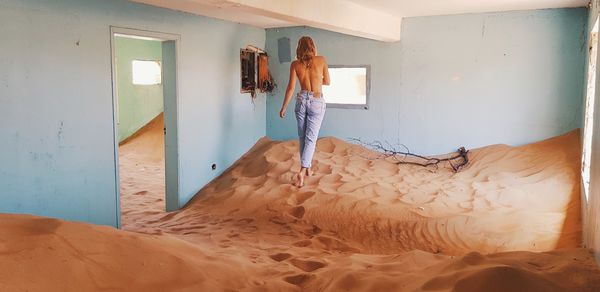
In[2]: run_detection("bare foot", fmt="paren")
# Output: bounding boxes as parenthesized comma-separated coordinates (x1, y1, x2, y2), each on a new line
(292, 172, 305, 187)
(297, 172, 305, 187)
(305, 168, 314, 177)
(293, 171, 305, 187)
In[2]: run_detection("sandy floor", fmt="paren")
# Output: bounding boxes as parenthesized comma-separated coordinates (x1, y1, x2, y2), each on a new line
(1, 126, 600, 291)
(119, 113, 165, 229)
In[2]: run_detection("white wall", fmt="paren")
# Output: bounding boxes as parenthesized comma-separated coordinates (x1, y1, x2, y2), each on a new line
(585, 0, 600, 261)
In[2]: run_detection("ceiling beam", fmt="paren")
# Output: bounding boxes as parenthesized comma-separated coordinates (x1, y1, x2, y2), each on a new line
(224, 0, 402, 42)
(130, 0, 402, 42)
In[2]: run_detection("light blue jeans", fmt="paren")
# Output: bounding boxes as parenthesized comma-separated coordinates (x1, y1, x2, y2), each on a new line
(295, 90, 326, 168)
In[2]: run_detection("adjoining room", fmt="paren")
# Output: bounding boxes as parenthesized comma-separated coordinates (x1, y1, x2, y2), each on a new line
(112, 29, 180, 229)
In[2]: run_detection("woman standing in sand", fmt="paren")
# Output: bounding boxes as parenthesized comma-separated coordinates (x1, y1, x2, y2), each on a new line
(279, 36, 330, 187)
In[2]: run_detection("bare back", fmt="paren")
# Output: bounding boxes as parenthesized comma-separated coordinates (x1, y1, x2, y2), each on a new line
(280, 54, 330, 119)
(292, 56, 330, 97)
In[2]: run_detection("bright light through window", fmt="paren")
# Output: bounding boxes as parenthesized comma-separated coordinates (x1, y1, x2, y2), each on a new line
(322, 66, 369, 108)
(132, 60, 162, 85)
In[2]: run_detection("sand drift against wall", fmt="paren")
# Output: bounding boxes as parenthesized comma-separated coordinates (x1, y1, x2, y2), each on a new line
(1, 129, 599, 291)
(130, 129, 583, 254)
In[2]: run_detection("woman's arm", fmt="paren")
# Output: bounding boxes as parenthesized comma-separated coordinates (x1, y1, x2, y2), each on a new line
(280, 62, 297, 118)
(322, 57, 330, 86)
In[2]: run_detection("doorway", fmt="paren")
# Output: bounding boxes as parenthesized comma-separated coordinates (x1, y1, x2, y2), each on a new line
(110, 27, 180, 229)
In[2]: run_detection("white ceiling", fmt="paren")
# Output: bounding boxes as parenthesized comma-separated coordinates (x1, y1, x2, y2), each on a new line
(131, 0, 402, 41)
(346, 0, 588, 18)
(131, 0, 589, 42)
(130, 0, 297, 28)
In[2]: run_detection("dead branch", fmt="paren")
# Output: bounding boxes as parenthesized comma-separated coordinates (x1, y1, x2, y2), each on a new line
(349, 138, 470, 172)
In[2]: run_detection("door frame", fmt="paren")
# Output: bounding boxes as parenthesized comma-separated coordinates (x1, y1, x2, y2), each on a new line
(109, 26, 181, 228)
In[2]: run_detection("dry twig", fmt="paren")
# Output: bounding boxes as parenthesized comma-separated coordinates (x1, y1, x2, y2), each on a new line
(349, 138, 470, 172)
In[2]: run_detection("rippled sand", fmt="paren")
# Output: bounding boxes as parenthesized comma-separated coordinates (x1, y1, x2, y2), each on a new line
(2, 128, 599, 291)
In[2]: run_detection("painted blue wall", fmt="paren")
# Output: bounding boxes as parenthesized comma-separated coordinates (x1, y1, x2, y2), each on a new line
(266, 8, 587, 155)
(0, 0, 266, 226)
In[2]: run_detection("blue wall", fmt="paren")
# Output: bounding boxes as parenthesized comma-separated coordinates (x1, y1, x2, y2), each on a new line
(266, 8, 587, 155)
(0, 0, 266, 226)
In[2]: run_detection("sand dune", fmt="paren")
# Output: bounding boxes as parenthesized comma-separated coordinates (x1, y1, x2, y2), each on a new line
(2, 128, 600, 291)
(1, 213, 599, 291)
(131, 130, 582, 255)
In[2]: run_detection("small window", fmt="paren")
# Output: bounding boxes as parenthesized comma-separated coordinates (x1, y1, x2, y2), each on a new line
(322, 65, 370, 109)
(132, 60, 162, 85)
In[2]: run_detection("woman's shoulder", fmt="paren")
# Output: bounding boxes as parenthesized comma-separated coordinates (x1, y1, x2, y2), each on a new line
(314, 55, 327, 65)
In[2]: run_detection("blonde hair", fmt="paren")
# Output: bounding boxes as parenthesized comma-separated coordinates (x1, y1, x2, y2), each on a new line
(296, 36, 317, 68)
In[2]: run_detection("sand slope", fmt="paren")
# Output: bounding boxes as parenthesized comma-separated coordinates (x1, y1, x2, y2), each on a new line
(2, 129, 598, 291)
(1, 214, 598, 291)
(0, 215, 255, 291)
(119, 113, 165, 229)
(131, 130, 582, 255)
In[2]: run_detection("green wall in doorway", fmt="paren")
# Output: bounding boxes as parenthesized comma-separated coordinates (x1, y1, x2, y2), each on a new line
(115, 36, 164, 142)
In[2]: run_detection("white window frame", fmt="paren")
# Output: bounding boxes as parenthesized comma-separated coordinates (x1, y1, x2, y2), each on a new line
(583, 17, 599, 204)
(324, 65, 371, 110)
